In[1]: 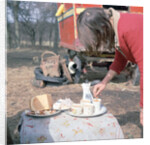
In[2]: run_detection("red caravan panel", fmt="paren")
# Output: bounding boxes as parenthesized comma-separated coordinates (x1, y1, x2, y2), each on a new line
(57, 3, 102, 51)
(64, 3, 73, 9)
(75, 4, 102, 8)
(59, 13, 75, 50)
(129, 6, 143, 13)
(57, 3, 76, 50)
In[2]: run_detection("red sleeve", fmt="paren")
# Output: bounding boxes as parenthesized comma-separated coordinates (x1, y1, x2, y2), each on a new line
(139, 67, 143, 108)
(109, 49, 127, 74)
(124, 29, 143, 108)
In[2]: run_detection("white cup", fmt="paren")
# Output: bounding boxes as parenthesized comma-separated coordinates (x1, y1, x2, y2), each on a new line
(71, 104, 82, 115)
(80, 99, 91, 106)
(93, 98, 101, 114)
(83, 103, 94, 115)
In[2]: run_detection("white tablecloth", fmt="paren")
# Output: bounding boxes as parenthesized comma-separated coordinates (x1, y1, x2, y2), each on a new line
(19, 111, 124, 143)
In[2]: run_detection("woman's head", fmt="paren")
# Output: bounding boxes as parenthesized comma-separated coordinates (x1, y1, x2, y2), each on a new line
(77, 7, 115, 53)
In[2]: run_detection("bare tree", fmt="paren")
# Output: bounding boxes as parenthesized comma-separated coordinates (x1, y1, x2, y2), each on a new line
(7, 2, 12, 49)
(53, 17, 59, 49)
(13, 1, 20, 48)
(19, 2, 38, 46)
(7, 0, 20, 49)
(35, 2, 58, 47)
(7, 1, 59, 49)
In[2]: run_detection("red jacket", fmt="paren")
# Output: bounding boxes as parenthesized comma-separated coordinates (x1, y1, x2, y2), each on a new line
(109, 13, 143, 107)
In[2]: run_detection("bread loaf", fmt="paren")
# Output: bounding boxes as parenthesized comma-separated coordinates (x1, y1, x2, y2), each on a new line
(30, 94, 53, 111)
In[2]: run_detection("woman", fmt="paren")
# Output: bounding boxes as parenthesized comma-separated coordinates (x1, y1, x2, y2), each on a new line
(77, 7, 143, 125)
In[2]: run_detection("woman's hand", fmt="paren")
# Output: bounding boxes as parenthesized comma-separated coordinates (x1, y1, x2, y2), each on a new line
(93, 82, 106, 98)
(93, 69, 117, 98)
(140, 108, 143, 126)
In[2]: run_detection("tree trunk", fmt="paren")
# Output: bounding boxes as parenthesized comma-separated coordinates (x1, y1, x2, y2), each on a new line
(49, 24, 53, 48)
(39, 35, 42, 46)
(31, 29, 36, 47)
(13, 1, 20, 49)
(7, 23, 12, 49)
(53, 18, 59, 49)
(39, 30, 44, 46)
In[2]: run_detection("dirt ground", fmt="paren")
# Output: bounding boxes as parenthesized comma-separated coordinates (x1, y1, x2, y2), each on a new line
(7, 47, 143, 144)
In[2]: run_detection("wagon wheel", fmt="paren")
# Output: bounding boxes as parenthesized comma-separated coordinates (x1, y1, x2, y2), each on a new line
(63, 54, 81, 84)
(67, 50, 83, 83)
(73, 55, 82, 83)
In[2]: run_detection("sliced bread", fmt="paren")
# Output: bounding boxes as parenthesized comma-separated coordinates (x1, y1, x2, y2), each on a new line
(30, 94, 53, 111)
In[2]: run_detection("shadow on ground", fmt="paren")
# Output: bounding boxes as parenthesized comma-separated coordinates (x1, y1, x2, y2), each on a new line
(7, 111, 23, 144)
(115, 111, 143, 138)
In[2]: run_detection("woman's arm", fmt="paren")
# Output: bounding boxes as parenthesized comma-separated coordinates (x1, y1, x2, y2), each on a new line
(93, 49, 127, 98)
(93, 69, 117, 98)
(102, 69, 117, 84)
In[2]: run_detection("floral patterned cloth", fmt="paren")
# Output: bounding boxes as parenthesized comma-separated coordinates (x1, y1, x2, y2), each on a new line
(19, 112, 124, 143)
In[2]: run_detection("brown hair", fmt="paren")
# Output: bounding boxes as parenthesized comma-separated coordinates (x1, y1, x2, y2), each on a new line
(77, 7, 115, 53)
